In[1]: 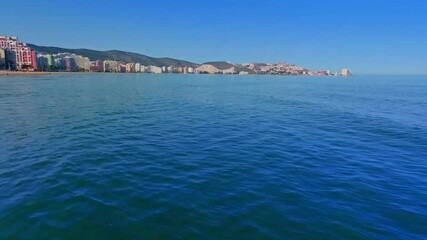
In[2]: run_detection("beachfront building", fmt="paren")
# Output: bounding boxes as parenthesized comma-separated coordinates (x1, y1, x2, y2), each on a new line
(166, 66, 173, 73)
(182, 67, 189, 74)
(0, 36, 18, 69)
(5, 50, 16, 70)
(103, 61, 110, 72)
(37, 54, 48, 70)
(140, 65, 147, 73)
(16, 45, 34, 69)
(13, 43, 33, 69)
(96, 60, 104, 72)
(0, 36, 18, 50)
(30, 50, 37, 69)
(120, 64, 126, 73)
(147, 65, 162, 74)
(0, 48, 5, 70)
(103, 60, 120, 72)
(64, 57, 77, 72)
(45, 54, 55, 68)
(74, 55, 91, 71)
(342, 68, 351, 76)
(51, 53, 89, 72)
(55, 58, 65, 70)
(0, 35, 37, 70)
(135, 63, 141, 72)
(316, 70, 329, 76)
(125, 63, 135, 73)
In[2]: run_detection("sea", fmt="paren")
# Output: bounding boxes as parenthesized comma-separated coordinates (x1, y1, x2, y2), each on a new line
(0, 74, 426, 239)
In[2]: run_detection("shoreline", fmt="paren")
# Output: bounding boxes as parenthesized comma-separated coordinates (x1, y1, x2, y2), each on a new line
(0, 71, 116, 76)
(0, 71, 353, 77)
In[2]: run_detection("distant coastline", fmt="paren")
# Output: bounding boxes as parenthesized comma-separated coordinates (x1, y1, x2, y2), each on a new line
(0, 71, 116, 76)
(0, 71, 354, 77)
(1, 35, 352, 77)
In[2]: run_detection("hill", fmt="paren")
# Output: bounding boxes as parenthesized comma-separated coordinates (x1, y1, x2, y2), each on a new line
(203, 61, 236, 70)
(202, 61, 256, 74)
(28, 44, 199, 67)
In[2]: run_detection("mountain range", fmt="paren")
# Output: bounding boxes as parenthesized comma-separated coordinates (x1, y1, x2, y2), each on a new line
(28, 44, 199, 67)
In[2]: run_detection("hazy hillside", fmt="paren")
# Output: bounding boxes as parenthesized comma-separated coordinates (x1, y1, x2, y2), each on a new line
(28, 44, 199, 67)
(203, 61, 256, 74)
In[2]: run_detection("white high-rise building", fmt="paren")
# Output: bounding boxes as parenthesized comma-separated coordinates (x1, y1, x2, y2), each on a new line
(148, 65, 162, 74)
(104, 60, 120, 72)
(135, 63, 141, 72)
(140, 65, 146, 73)
(342, 68, 351, 76)
(74, 55, 91, 71)
(167, 66, 173, 73)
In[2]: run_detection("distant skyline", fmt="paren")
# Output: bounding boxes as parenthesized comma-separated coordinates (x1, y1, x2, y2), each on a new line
(1, 0, 426, 74)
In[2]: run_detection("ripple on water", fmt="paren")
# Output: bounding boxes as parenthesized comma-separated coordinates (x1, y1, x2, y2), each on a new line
(0, 74, 427, 239)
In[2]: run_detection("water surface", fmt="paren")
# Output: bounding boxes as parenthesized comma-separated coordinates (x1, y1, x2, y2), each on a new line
(0, 74, 426, 239)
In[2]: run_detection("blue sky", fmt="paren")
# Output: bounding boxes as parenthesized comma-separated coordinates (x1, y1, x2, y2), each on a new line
(1, 0, 426, 74)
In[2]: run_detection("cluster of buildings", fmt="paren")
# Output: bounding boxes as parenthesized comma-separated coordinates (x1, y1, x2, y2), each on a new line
(35, 53, 188, 74)
(1, 35, 351, 76)
(243, 62, 305, 75)
(31, 52, 198, 74)
(242, 62, 351, 76)
(0, 35, 195, 73)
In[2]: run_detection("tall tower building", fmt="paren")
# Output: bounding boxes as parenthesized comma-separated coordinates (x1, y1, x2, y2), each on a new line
(0, 36, 36, 70)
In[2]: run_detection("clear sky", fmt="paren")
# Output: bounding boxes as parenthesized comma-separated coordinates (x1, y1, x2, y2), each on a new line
(1, 0, 426, 74)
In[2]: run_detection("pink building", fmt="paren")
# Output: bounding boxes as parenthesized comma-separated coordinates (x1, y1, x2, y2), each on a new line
(120, 64, 126, 73)
(64, 57, 76, 72)
(96, 60, 104, 72)
(31, 50, 37, 69)
(90, 65, 99, 72)
(125, 63, 135, 73)
(0, 36, 18, 50)
(0, 35, 36, 70)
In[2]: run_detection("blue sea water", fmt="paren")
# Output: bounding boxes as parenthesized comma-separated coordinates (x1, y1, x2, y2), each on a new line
(0, 74, 426, 239)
